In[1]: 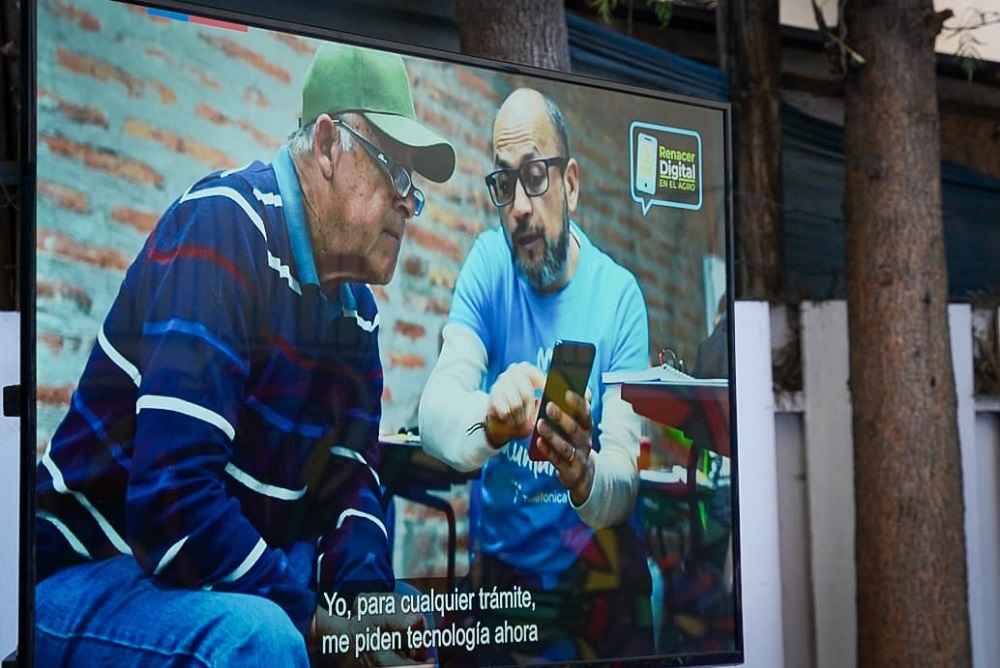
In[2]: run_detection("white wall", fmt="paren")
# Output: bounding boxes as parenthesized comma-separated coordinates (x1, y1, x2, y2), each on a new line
(971, 409, 1000, 665)
(735, 301, 786, 667)
(775, 411, 812, 668)
(1, 312, 21, 659)
(775, 302, 1000, 668)
(800, 301, 856, 668)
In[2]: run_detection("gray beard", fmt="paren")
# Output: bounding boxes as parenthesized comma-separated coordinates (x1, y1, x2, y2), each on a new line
(508, 203, 571, 290)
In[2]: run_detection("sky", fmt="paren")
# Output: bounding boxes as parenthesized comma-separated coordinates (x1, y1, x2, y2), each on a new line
(781, 0, 1000, 65)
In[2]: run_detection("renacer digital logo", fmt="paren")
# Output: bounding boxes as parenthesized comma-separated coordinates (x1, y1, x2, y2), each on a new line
(629, 121, 703, 214)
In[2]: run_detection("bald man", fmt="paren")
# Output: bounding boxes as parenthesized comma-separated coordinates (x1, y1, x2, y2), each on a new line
(419, 88, 653, 663)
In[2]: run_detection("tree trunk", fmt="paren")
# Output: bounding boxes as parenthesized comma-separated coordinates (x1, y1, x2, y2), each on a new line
(456, 0, 571, 71)
(843, 1, 971, 666)
(716, 0, 783, 300)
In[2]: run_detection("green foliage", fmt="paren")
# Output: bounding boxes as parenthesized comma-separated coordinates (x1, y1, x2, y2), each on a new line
(590, 0, 616, 22)
(650, 0, 672, 25)
(959, 56, 976, 82)
(942, 9, 1000, 82)
(589, 0, 673, 27)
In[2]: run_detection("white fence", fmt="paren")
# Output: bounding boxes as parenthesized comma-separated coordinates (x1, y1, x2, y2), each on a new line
(2, 303, 998, 666)
(745, 301, 1000, 668)
(0, 312, 20, 659)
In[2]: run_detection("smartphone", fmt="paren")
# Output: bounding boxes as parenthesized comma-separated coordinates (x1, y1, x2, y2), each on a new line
(635, 132, 658, 195)
(528, 340, 597, 461)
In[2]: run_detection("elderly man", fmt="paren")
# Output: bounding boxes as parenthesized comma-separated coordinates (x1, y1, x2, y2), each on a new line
(419, 87, 652, 663)
(34, 42, 454, 667)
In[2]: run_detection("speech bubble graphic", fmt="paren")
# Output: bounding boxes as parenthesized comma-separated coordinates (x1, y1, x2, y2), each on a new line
(629, 121, 703, 215)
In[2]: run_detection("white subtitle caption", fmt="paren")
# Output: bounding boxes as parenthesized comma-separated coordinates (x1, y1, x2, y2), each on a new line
(319, 587, 539, 657)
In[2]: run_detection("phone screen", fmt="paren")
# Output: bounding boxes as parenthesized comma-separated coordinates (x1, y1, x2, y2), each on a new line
(528, 340, 596, 461)
(635, 132, 658, 195)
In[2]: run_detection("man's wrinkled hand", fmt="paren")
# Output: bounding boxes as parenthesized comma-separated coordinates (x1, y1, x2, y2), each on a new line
(534, 387, 595, 505)
(484, 362, 546, 447)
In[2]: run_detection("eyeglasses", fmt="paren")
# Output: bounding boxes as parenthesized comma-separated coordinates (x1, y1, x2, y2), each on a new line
(333, 119, 425, 217)
(484, 157, 569, 208)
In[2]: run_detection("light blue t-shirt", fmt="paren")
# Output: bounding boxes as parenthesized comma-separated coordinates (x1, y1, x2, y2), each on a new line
(449, 222, 650, 581)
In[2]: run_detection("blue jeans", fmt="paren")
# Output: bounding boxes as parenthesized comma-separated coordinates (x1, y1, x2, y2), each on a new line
(35, 549, 312, 667)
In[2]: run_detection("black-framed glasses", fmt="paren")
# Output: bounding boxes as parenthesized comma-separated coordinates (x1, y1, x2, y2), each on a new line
(484, 157, 568, 208)
(333, 119, 425, 217)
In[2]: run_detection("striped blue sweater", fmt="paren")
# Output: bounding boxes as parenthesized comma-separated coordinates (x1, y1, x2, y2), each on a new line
(36, 156, 392, 633)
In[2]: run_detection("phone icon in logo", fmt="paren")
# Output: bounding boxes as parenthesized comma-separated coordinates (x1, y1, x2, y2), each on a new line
(635, 132, 658, 195)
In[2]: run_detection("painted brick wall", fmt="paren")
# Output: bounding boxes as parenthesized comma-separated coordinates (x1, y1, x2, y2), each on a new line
(35, 0, 724, 578)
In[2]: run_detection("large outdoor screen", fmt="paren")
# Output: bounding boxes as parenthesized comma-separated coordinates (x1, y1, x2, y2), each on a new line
(29, 0, 740, 665)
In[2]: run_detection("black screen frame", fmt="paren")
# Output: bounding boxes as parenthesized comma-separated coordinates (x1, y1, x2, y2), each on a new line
(19, 0, 39, 663)
(19, 0, 741, 665)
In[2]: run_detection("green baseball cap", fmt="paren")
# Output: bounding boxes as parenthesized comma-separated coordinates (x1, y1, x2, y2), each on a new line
(301, 42, 456, 183)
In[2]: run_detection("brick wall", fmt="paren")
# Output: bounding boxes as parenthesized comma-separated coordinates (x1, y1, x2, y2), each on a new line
(35, 0, 727, 578)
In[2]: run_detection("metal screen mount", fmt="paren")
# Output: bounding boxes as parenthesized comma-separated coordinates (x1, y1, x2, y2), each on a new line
(2, 384, 19, 418)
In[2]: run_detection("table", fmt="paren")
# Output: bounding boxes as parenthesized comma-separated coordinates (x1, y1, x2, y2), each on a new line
(621, 381, 730, 458)
(623, 380, 733, 571)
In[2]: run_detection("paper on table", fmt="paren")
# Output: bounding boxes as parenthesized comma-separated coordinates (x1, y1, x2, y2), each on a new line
(640, 465, 713, 487)
(602, 365, 727, 387)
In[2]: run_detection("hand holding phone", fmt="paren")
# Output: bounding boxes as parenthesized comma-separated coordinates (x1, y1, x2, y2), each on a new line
(528, 340, 596, 462)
